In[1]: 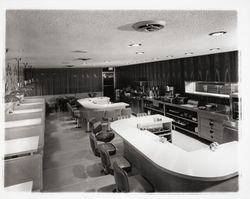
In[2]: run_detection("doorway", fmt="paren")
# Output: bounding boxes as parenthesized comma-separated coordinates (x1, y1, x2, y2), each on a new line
(102, 69, 114, 101)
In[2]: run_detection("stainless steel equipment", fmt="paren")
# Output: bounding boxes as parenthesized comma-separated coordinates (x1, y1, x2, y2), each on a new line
(222, 120, 238, 143)
(165, 85, 174, 97)
(230, 93, 239, 120)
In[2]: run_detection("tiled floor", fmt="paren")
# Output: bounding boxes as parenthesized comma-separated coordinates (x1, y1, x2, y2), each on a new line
(43, 112, 123, 192)
(43, 111, 209, 192)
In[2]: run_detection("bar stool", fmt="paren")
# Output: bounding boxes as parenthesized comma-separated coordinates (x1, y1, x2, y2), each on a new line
(118, 115, 130, 120)
(99, 144, 131, 175)
(136, 112, 147, 117)
(102, 109, 122, 131)
(113, 161, 154, 192)
(121, 108, 132, 117)
(92, 121, 115, 142)
(81, 110, 105, 133)
(89, 133, 116, 157)
(66, 102, 81, 128)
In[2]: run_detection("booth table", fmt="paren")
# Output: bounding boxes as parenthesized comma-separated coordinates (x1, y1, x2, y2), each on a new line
(4, 136, 43, 191)
(4, 97, 45, 191)
(5, 136, 39, 158)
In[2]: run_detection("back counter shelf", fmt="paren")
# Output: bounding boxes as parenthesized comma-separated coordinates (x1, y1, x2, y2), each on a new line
(143, 98, 199, 137)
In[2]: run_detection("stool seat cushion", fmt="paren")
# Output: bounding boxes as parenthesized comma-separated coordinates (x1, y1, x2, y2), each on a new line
(96, 132, 115, 142)
(111, 156, 131, 171)
(99, 143, 116, 156)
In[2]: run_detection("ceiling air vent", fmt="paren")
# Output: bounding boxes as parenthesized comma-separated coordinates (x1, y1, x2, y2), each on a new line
(75, 58, 91, 61)
(72, 50, 87, 53)
(66, 65, 74, 68)
(132, 20, 166, 32)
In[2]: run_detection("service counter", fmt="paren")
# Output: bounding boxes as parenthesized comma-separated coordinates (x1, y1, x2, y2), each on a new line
(4, 136, 43, 191)
(111, 114, 238, 192)
(78, 97, 129, 110)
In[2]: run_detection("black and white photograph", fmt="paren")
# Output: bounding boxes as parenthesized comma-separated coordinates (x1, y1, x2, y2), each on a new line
(1, 0, 250, 199)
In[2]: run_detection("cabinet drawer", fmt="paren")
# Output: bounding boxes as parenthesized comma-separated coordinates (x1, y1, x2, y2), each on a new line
(200, 126, 215, 141)
(200, 126, 223, 143)
(200, 117, 223, 130)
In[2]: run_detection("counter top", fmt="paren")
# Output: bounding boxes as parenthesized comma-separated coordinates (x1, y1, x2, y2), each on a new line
(111, 114, 238, 181)
(78, 97, 129, 110)
(5, 118, 42, 129)
(11, 108, 43, 114)
(5, 136, 39, 157)
(5, 181, 33, 192)
(20, 102, 43, 106)
(23, 97, 45, 103)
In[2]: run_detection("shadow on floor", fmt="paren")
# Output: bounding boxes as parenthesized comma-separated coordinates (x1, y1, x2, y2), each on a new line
(86, 162, 105, 177)
(97, 184, 116, 192)
(72, 164, 88, 179)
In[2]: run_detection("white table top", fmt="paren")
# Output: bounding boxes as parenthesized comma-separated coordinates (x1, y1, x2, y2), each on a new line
(23, 97, 44, 102)
(5, 181, 33, 192)
(78, 97, 129, 110)
(5, 118, 42, 129)
(20, 102, 43, 106)
(5, 136, 39, 157)
(111, 114, 238, 181)
(78, 97, 110, 104)
(11, 108, 43, 114)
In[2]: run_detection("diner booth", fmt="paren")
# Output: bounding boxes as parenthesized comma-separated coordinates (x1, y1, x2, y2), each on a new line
(4, 10, 239, 193)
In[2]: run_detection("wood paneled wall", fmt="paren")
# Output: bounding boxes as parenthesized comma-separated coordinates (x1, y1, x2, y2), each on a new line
(116, 51, 238, 105)
(24, 68, 103, 96)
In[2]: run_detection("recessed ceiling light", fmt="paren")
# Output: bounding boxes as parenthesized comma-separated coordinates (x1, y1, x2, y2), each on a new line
(185, 52, 194, 55)
(136, 52, 144, 55)
(209, 31, 227, 36)
(209, 48, 220, 51)
(129, 43, 142, 47)
(72, 50, 87, 53)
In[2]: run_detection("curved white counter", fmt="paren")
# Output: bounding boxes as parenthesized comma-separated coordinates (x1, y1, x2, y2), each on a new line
(110, 114, 238, 181)
(78, 97, 129, 110)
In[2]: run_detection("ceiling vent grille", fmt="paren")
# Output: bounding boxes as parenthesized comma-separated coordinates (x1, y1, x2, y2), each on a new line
(132, 20, 166, 32)
(66, 65, 74, 68)
(75, 58, 91, 61)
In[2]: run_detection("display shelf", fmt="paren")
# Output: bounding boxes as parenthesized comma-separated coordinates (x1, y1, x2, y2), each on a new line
(165, 112, 197, 124)
(173, 123, 198, 135)
(144, 106, 164, 114)
(164, 103, 198, 137)
(152, 130, 171, 135)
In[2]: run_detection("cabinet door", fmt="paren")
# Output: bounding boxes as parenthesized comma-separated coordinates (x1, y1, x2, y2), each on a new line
(223, 127, 238, 143)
